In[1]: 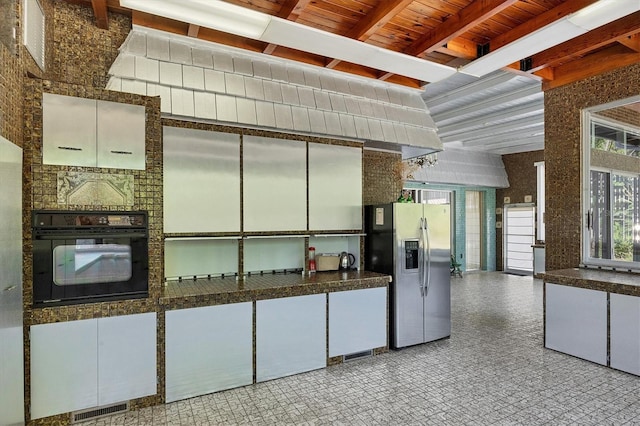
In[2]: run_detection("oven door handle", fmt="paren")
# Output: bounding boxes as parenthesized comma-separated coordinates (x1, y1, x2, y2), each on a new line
(34, 232, 148, 240)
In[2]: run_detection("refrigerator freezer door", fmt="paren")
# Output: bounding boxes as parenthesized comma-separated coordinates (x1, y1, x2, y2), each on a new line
(423, 204, 451, 342)
(393, 203, 425, 348)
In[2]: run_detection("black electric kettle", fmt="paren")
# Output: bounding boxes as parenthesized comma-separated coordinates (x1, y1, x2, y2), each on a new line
(339, 252, 356, 270)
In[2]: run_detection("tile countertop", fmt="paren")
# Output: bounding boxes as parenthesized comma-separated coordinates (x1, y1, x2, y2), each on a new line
(543, 268, 640, 296)
(160, 270, 391, 310)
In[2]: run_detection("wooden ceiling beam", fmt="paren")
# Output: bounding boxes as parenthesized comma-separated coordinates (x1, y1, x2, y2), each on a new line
(489, 0, 599, 51)
(527, 12, 640, 73)
(187, 24, 200, 38)
(325, 0, 413, 75)
(433, 38, 477, 60)
(542, 44, 640, 91)
(406, 0, 518, 57)
(346, 0, 414, 41)
(91, 0, 108, 29)
(618, 34, 640, 52)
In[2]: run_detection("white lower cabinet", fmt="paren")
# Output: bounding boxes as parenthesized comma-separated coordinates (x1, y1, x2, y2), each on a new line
(97, 313, 157, 405)
(30, 313, 157, 420)
(256, 294, 326, 382)
(610, 293, 640, 376)
(545, 283, 607, 365)
(31, 319, 98, 420)
(165, 303, 253, 403)
(329, 287, 387, 357)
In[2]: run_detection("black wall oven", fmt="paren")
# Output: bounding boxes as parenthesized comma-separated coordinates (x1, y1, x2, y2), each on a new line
(33, 210, 149, 307)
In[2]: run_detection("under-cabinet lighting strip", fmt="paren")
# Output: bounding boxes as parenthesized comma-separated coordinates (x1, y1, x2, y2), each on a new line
(311, 233, 366, 238)
(243, 235, 310, 239)
(164, 236, 241, 241)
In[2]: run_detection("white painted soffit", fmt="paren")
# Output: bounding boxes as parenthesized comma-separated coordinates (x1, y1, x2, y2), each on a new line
(119, 0, 457, 84)
(407, 148, 509, 188)
(107, 27, 444, 154)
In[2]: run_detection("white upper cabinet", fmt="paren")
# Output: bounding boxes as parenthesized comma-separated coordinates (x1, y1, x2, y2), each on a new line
(243, 135, 307, 232)
(97, 100, 146, 170)
(42, 93, 146, 170)
(163, 127, 241, 233)
(309, 143, 362, 230)
(43, 93, 97, 167)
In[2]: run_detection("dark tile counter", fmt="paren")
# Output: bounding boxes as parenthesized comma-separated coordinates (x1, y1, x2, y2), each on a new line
(543, 268, 640, 296)
(161, 270, 391, 310)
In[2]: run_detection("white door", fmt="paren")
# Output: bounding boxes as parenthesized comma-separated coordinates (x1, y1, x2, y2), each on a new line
(504, 205, 535, 274)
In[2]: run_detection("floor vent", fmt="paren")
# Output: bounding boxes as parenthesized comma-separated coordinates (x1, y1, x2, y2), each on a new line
(71, 402, 129, 423)
(343, 350, 373, 362)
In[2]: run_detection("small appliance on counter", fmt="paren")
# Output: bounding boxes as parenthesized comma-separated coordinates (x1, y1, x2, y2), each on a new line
(339, 251, 356, 270)
(316, 253, 340, 271)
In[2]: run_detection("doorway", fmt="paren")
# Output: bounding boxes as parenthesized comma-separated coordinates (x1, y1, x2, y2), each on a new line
(465, 191, 483, 271)
(503, 205, 535, 274)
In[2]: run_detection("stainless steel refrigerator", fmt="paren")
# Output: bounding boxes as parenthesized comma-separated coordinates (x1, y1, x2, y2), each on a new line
(365, 203, 451, 349)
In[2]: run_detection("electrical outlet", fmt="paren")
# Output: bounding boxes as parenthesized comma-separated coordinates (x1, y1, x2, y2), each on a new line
(496, 221, 502, 228)
(503, 197, 510, 204)
(524, 195, 532, 203)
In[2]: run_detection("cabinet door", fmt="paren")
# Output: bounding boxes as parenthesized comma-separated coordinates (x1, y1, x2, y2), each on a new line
(309, 143, 362, 230)
(165, 303, 253, 403)
(256, 294, 326, 382)
(97, 100, 146, 170)
(42, 93, 97, 167)
(329, 287, 387, 357)
(0, 137, 24, 426)
(164, 127, 241, 233)
(31, 319, 99, 419)
(97, 313, 157, 405)
(243, 136, 307, 232)
(545, 283, 607, 365)
(610, 294, 640, 376)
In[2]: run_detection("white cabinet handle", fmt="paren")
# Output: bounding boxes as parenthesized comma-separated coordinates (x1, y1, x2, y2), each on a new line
(110, 150, 133, 155)
(58, 146, 83, 151)
(3, 285, 17, 292)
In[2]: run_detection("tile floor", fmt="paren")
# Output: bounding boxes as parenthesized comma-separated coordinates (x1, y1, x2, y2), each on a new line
(82, 272, 640, 425)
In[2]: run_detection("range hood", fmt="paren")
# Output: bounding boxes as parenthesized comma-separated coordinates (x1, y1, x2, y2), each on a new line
(107, 27, 444, 156)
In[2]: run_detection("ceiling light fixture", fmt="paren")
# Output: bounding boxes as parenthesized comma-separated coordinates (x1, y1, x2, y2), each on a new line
(459, 0, 640, 77)
(120, 0, 457, 83)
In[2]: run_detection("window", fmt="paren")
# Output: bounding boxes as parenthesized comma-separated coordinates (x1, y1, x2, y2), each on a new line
(23, 0, 44, 69)
(583, 97, 640, 271)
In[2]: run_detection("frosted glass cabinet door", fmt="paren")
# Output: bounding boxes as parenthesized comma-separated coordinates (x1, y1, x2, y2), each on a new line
(31, 319, 99, 419)
(165, 303, 253, 402)
(545, 283, 607, 365)
(329, 287, 387, 357)
(610, 294, 640, 376)
(309, 143, 362, 230)
(97, 100, 146, 170)
(164, 127, 241, 233)
(256, 294, 326, 382)
(243, 136, 307, 232)
(42, 93, 97, 167)
(97, 313, 157, 405)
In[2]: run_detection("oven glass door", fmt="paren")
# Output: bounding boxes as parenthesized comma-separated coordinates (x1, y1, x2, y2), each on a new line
(33, 233, 148, 306)
(53, 241, 132, 285)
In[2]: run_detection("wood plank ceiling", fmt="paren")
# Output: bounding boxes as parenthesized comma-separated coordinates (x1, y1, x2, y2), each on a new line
(74, 0, 640, 91)
(64, 0, 639, 155)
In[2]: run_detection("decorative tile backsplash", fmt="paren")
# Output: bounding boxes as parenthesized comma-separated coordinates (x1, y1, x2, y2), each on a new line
(57, 171, 134, 205)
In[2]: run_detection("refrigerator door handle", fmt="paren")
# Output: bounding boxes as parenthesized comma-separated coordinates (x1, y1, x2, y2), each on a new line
(423, 216, 431, 298)
(418, 217, 425, 297)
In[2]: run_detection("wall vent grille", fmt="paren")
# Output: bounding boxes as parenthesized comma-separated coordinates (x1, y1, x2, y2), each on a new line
(71, 402, 129, 423)
(343, 350, 373, 362)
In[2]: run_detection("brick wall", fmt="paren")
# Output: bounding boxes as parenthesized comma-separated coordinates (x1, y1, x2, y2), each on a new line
(544, 62, 640, 271)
